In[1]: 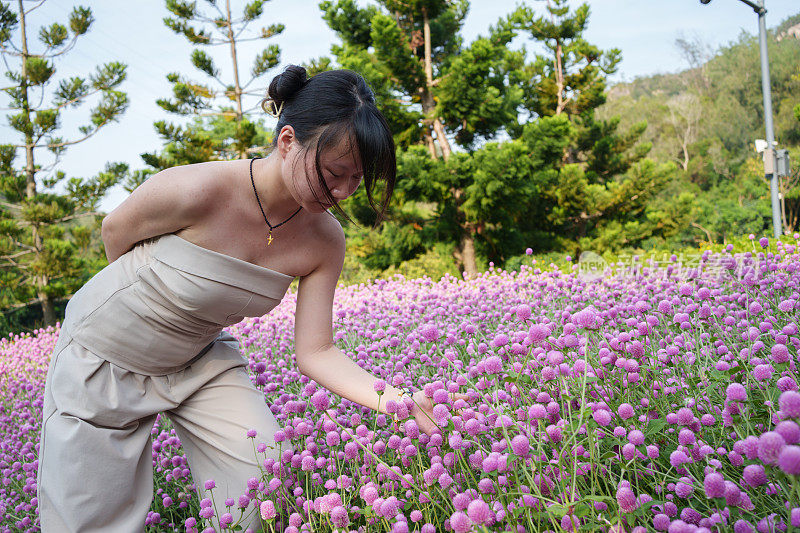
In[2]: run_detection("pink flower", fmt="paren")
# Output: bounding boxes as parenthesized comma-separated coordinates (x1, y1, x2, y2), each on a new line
(616, 486, 638, 513)
(528, 324, 551, 342)
(772, 344, 790, 364)
(330, 505, 349, 528)
(743, 464, 767, 487)
(726, 383, 747, 402)
(467, 498, 491, 524)
(593, 409, 612, 427)
(676, 407, 694, 425)
(260, 500, 276, 520)
(757, 431, 786, 464)
(777, 421, 800, 444)
(450, 511, 471, 533)
(511, 435, 530, 456)
(310, 390, 330, 410)
(618, 403, 634, 420)
(781, 391, 800, 418)
(419, 324, 440, 342)
(515, 304, 532, 321)
(704, 473, 725, 498)
(778, 445, 800, 475)
(572, 307, 597, 328)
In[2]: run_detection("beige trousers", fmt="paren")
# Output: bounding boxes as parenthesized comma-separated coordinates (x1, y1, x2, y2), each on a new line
(36, 328, 283, 532)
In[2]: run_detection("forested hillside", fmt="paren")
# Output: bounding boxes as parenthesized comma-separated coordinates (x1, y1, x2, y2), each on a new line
(595, 12, 800, 245)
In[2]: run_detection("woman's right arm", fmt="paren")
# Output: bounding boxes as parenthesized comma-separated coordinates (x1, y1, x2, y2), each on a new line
(101, 163, 222, 263)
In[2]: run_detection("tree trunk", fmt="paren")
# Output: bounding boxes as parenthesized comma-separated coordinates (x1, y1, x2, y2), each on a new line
(421, 6, 471, 273)
(421, 7, 452, 160)
(226, 0, 246, 159)
(423, 130, 437, 159)
(19, 0, 55, 327)
(554, 40, 565, 115)
(460, 229, 478, 277)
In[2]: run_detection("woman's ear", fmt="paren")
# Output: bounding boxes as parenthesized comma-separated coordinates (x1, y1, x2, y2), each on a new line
(277, 125, 296, 159)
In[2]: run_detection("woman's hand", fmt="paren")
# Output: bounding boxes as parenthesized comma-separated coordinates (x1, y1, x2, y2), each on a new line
(408, 390, 471, 436)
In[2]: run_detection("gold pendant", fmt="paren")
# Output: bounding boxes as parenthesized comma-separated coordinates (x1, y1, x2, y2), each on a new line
(267, 232, 273, 246)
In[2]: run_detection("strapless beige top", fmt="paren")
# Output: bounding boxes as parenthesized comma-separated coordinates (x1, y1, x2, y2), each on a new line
(61, 233, 294, 375)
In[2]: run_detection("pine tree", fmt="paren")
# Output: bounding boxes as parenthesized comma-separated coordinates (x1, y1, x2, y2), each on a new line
(508, 0, 677, 254)
(321, 0, 523, 275)
(143, 0, 284, 171)
(0, 1, 128, 328)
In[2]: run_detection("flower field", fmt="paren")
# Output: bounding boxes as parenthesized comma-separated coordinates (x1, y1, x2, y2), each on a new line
(2, 235, 800, 533)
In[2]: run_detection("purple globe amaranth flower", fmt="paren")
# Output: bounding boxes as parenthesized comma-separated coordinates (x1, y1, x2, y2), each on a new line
(466, 499, 491, 525)
(515, 304, 532, 321)
(628, 430, 645, 446)
(743, 464, 767, 487)
(592, 408, 612, 426)
(528, 324, 551, 342)
(618, 403, 635, 420)
(753, 364, 773, 382)
(675, 480, 693, 498)
(260, 500, 276, 520)
(778, 445, 800, 476)
(778, 376, 799, 392)
(330, 506, 349, 528)
(676, 407, 694, 425)
(724, 481, 741, 507)
(483, 355, 503, 374)
(653, 514, 670, 531)
(781, 391, 800, 418)
(616, 486, 638, 513)
(678, 428, 696, 446)
(310, 389, 330, 410)
(450, 511, 471, 533)
(572, 306, 597, 328)
(704, 472, 726, 498)
(777, 421, 800, 444)
(759, 236, 769, 248)
(419, 324, 440, 342)
(726, 383, 747, 402)
(669, 450, 690, 467)
(491, 333, 509, 347)
(772, 344, 790, 364)
(511, 435, 530, 456)
(734, 519, 755, 533)
(757, 431, 786, 464)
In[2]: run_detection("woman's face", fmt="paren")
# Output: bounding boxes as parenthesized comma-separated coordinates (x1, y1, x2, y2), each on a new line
(281, 129, 363, 213)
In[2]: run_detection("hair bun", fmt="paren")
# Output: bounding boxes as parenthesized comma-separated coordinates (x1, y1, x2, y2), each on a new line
(267, 65, 308, 107)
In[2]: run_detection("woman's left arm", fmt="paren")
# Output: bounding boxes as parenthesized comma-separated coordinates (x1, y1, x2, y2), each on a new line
(293, 222, 408, 417)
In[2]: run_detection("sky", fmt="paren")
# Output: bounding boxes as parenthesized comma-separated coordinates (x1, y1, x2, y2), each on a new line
(2, 0, 798, 214)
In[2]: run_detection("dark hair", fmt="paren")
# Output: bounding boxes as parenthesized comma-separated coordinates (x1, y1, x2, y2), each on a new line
(263, 65, 396, 224)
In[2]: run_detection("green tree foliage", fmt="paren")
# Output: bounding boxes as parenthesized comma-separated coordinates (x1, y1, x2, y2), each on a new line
(507, 0, 620, 121)
(321, 0, 674, 277)
(143, 0, 284, 171)
(321, 0, 527, 275)
(0, 1, 128, 328)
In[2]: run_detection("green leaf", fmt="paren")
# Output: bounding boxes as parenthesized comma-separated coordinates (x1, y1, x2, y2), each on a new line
(191, 49, 218, 78)
(39, 22, 68, 48)
(69, 6, 93, 35)
(24, 57, 54, 85)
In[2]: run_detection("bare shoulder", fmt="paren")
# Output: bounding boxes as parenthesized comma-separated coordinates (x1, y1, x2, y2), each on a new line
(308, 213, 346, 272)
(103, 160, 239, 245)
(158, 160, 237, 202)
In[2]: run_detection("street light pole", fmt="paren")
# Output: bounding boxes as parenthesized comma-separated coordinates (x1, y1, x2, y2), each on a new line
(701, 0, 783, 238)
(755, 1, 783, 239)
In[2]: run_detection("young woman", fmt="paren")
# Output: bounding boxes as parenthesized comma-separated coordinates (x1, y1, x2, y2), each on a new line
(36, 65, 447, 532)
